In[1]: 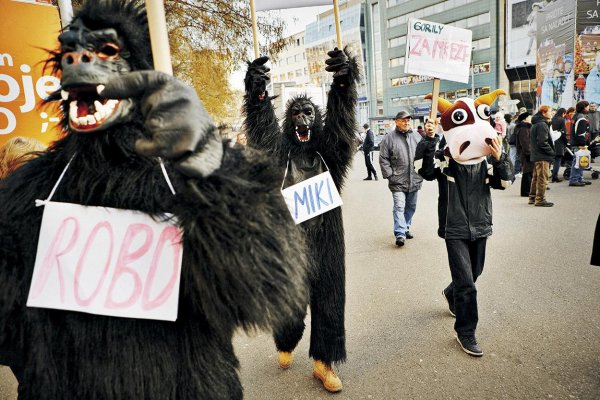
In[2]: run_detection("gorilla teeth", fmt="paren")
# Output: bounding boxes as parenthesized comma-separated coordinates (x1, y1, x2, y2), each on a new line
(68, 99, 120, 127)
(61, 90, 69, 100)
(96, 84, 105, 95)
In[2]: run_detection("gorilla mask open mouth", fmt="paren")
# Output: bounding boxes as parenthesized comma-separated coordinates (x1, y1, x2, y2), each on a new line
(63, 84, 126, 132)
(295, 125, 311, 143)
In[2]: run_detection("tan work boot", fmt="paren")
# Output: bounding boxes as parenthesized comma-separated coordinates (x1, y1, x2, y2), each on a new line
(313, 360, 342, 392)
(277, 351, 293, 369)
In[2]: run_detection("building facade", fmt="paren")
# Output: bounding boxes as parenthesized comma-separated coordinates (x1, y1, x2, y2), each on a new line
(365, 0, 503, 130)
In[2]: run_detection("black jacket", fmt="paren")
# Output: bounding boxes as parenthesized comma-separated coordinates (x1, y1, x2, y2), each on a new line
(570, 112, 590, 147)
(530, 112, 555, 162)
(416, 135, 514, 240)
(363, 129, 375, 153)
(551, 115, 568, 157)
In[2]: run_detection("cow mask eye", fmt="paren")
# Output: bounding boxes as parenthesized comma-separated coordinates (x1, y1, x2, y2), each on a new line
(476, 104, 491, 120)
(451, 109, 468, 124)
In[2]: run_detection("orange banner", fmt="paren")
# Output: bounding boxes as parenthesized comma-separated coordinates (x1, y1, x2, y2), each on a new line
(0, 0, 62, 147)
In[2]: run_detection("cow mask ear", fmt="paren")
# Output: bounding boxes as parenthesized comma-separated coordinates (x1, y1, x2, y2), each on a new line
(475, 89, 506, 107)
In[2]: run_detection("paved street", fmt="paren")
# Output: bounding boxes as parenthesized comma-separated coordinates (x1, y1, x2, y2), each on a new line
(1, 153, 599, 399)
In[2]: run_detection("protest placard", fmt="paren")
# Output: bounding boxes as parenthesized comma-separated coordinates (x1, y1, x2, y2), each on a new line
(27, 202, 183, 321)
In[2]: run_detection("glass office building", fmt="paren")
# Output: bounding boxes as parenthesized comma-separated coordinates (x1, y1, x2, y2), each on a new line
(365, 0, 500, 126)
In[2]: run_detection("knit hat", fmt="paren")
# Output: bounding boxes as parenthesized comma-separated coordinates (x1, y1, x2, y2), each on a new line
(517, 111, 530, 122)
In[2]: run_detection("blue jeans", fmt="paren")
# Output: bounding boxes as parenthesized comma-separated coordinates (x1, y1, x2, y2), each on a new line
(392, 190, 418, 238)
(509, 145, 521, 174)
(569, 156, 584, 183)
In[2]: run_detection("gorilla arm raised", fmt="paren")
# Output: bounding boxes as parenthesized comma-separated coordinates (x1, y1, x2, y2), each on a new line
(243, 57, 283, 157)
(321, 47, 360, 187)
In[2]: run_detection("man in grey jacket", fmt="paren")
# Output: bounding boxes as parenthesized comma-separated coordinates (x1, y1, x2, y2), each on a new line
(379, 111, 423, 247)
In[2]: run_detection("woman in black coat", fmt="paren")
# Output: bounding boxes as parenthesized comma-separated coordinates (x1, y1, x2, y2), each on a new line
(551, 108, 569, 182)
(515, 113, 533, 196)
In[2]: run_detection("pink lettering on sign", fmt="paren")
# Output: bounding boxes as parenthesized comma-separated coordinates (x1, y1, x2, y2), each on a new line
(410, 35, 470, 62)
(74, 221, 114, 307)
(104, 223, 153, 309)
(30, 213, 183, 316)
(142, 226, 183, 310)
(30, 217, 79, 302)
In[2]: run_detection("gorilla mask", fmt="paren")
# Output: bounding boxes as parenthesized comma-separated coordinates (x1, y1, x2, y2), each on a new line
(50, 0, 151, 133)
(290, 98, 316, 144)
(427, 89, 506, 165)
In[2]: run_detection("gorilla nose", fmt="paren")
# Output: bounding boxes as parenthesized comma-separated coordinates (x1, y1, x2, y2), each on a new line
(62, 50, 96, 66)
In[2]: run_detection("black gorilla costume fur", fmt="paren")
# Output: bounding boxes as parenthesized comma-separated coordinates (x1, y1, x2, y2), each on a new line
(243, 49, 359, 366)
(0, 1, 308, 399)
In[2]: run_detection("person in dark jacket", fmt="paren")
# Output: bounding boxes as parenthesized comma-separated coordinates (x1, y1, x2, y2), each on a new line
(529, 105, 555, 206)
(550, 108, 569, 182)
(569, 100, 592, 186)
(515, 113, 533, 196)
(362, 123, 378, 180)
(416, 90, 514, 357)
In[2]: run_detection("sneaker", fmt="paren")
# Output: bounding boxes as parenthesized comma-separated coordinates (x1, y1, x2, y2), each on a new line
(442, 288, 456, 317)
(363, 177, 373, 181)
(374, 175, 379, 181)
(551, 178, 563, 183)
(277, 351, 293, 369)
(395, 237, 405, 247)
(569, 182, 585, 187)
(456, 335, 483, 357)
(313, 360, 342, 392)
(528, 198, 535, 205)
(405, 231, 414, 239)
(534, 201, 554, 207)
(583, 180, 592, 185)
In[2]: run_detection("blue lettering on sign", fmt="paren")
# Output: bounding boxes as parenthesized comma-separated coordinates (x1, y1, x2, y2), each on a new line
(293, 187, 311, 219)
(291, 175, 338, 220)
(315, 179, 332, 209)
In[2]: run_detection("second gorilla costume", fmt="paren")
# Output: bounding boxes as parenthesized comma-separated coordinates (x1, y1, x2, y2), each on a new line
(243, 49, 359, 392)
(0, 1, 308, 399)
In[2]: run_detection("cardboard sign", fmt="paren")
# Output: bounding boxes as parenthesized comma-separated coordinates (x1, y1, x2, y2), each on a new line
(281, 171, 342, 224)
(404, 18, 473, 83)
(27, 202, 184, 321)
(1, 0, 62, 147)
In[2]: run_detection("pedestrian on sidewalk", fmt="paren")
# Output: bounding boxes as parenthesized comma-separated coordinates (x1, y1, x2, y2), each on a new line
(569, 101, 592, 187)
(550, 108, 568, 182)
(529, 105, 555, 206)
(362, 123, 378, 180)
(379, 111, 423, 247)
(516, 112, 533, 196)
(417, 90, 514, 357)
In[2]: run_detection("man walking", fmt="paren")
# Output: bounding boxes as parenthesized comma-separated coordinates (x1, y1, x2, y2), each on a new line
(379, 111, 423, 247)
(529, 105, 555, 206)
(362, 123, 378, 180)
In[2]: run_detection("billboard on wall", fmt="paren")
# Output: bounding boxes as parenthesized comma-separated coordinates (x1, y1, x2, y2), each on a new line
(575, 0, 600, 104)
(535, 0, 575, 110)
(505, 0, 542, 68)
(0, 0, 62, 147)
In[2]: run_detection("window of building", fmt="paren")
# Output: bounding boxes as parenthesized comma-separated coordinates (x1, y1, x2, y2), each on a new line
(280, 74, 285, 81)
(296, 69, 303, 77)
(296, 38, 300, 46)
(287, 72, 295, 80)
(388, 36, 406, 48)
(473, 37, 491, 50)
(389, 57, 405, 68)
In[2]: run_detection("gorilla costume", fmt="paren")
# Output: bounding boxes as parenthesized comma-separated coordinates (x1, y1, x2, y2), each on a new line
(0, 1, 308, 399)
(243, 49, 358, 390)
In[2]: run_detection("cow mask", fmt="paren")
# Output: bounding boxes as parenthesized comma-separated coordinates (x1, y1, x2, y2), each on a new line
(426, 89, 506, 165)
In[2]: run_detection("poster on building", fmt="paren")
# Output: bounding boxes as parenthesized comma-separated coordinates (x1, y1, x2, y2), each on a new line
(575, 0, 600, 104)
(404, 19, 472, 83)
(0, 0, 62, 148)
(535, 0, 575, 110)
(505, 0, 543, 68)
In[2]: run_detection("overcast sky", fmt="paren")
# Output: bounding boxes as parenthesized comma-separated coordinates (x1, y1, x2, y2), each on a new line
(229, 5, 330, 90)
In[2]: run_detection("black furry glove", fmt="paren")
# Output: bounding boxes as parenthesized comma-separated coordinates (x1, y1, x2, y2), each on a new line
(245, 56, 270, 101)
(325, 47, 357, 88)
(99, 70, 222, 178)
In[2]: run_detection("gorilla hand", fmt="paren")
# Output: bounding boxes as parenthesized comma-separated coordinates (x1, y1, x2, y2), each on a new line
(99, 70, 222, 178)
(325, 47, 358, 87)
(245, 56, 270, 101)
